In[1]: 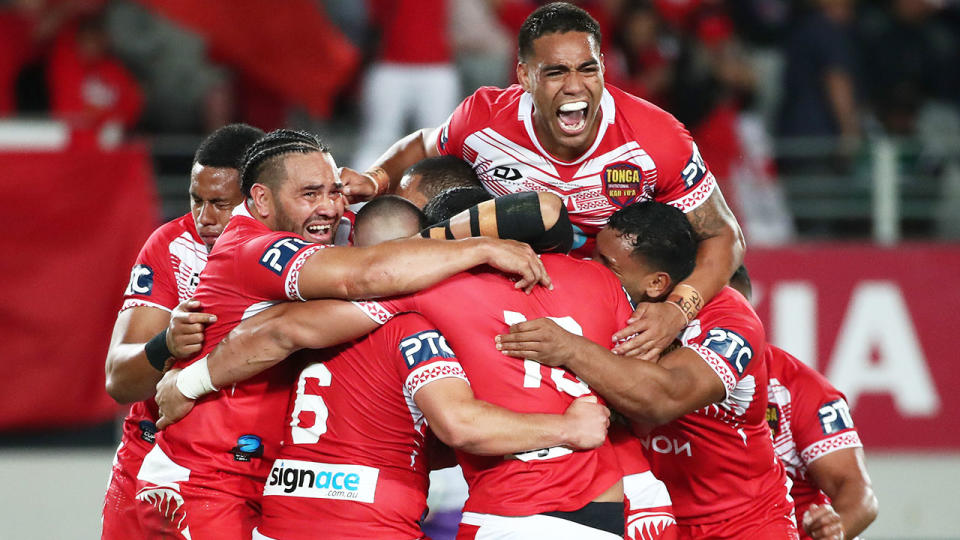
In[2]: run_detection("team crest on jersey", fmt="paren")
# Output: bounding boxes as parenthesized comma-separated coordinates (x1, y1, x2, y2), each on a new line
(766, 404, 781, 437)
(602, 162, 644, 208)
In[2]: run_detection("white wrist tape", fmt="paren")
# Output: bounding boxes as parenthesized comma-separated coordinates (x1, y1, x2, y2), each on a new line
(176, 356, 218, 399)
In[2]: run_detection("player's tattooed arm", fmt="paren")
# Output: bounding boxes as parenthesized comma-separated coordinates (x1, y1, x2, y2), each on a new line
(613, 189, 745, 360)
(497, 317, 725, 426)
(341, 128, 441, 202)
(421, 192, 573, 254)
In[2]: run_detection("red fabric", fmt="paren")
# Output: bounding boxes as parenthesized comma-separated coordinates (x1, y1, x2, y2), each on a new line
(137, 0, 359, 118)
(47, 26, 144, 130)
(0, 144, 157, 430)
(0, 12, 36, 115)
(370, 0, 450, 64)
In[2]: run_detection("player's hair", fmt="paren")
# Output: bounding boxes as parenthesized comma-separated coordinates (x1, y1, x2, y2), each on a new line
(239, 129, 328, 197)
(423, 186, 494, 224)
(356, 195, 430, 232)
(404, 156, 482, 201)
(729, 264, 752, 302)
(607, 201, 696, 284)
(518, 2, 602, 62)
(193, 123, 265, 169)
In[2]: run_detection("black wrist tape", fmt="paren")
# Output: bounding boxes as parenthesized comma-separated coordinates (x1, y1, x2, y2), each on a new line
(144, 329, 171, 372)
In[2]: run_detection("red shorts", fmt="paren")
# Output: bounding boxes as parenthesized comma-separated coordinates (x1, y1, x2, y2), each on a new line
(136, 445, 262, 539)
(676, 502, 798, 540)
(623, 471, 678, 540)
(102, 446, 176, 539)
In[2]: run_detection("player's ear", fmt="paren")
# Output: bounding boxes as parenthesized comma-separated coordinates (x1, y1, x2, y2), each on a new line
(645, 271, 672, 299)
(249, 183, 273, 218)
(517, 62, 532, 93)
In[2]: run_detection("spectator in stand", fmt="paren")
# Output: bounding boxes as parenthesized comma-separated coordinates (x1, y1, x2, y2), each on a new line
(47, 12, 142, 144)
(776, 0, 860, 171)
(352, 0, 460, 169)
(605, 1, 676, 107)
(451, 0, 513, 92)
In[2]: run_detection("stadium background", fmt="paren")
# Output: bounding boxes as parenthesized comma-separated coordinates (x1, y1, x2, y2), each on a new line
(1, 0, 958, 537)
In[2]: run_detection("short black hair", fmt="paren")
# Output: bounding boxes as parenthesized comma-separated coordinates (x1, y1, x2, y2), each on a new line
(356, 195, 430, 232)
(193, 123, 265, 169)
(239, 129, 328, 197)
(423, 187, 494, 224)
(518, 2, 602, 62)
(404, 156, 482, 201)
(729, 264, 752, 302)
(607, 201, 696, 284)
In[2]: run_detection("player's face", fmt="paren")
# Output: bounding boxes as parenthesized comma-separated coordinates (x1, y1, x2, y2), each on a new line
(517, 31, 605, 161)
(272, 152, 345, 244)
(594, 227, 661, 303)
(189, 164, 244, 250)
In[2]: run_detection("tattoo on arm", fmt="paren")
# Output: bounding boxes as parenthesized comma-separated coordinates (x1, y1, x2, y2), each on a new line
(686, 191, 733, 241)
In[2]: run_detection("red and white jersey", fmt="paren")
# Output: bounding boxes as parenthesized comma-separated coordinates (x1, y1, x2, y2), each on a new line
(259, 314, 468, 540)
(117, 213, 207, 465)
(642, 287, 791, 526)
(767, 345, 862, 527)
(437, 84, 717, 257)
(354, 254, 630, 516)
(152, 203, 332, 492)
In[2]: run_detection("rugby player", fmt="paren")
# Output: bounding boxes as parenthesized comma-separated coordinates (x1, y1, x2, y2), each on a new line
(341, 2, 746, 363)
(134, 129, 551, 539)
(101, 123, 263, 538)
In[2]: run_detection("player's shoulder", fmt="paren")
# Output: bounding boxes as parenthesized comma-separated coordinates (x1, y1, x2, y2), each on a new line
(607, 84, 684, 130)
(467, 84, 524, 110)
(142, 213, 198, 249)
(701, 286, 762, 325)
(768, 345, 840, 399)
(542, 253, 616, 282)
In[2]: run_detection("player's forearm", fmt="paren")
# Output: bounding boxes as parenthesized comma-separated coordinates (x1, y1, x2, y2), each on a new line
(827, 478, 879, 538)
(368, 129, 433, 193)
(433, 399, 573, 455)
(105, 345, 163, 404)
(307, 237, 494, 300)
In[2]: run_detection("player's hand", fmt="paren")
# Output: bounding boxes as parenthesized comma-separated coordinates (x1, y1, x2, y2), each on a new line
(339, 166, 380, 204)
(155, 369, 195, 430)
(561, 396, 610, 450)
(167, 298, 216, 358)
(612, 301, 687, 361)
(496, 317, 581, 367)
(803, 503, 845, 540)
(480, 238, 552, 294)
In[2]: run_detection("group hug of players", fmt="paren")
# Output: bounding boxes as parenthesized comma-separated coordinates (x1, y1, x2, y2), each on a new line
(100, 4, 878, 540)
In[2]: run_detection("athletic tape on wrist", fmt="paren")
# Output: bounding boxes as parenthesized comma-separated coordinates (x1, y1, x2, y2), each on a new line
(144, 329, 171, 372)
(176, 356, 218, 399)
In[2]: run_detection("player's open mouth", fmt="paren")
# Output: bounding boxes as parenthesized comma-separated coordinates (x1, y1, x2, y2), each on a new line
(306, 223, 332, 238)
(556, 101, 588, 135)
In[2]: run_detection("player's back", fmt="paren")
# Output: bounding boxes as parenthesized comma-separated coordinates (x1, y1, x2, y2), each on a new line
(260, 314, 461, 540)
(365, 254, 633, 516)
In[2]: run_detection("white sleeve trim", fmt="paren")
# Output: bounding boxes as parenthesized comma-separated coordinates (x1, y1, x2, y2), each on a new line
(801, 431, 863, 465)
(285, 244, 327, 301)
(405, 360, 469, 398)
(685, 343, 736, 398)
(119, 299, 173, 314)
(667, 171, 717, 213)
(351, 301, 395, 325)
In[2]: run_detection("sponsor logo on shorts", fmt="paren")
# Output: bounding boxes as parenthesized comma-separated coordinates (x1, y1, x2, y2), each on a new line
(125, 264, 154, 296)
(139, 420, 157, 444)
(264, 460, 379, 503)
(231, 434, 263, 462)
(399, 330, 455, 369)
(602, 162, 644, 208)
(259, 237, 310, 275)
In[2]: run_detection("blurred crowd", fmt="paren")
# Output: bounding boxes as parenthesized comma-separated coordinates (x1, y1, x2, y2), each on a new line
(2, 0, 959, 240)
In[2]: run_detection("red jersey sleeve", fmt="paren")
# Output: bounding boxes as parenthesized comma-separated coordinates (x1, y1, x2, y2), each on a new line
(680, 289, 766, 398)
(239, 233, 329, 301)
(379, 313, 469, 398)
(121, 227, 180, 312)
(352, 294, 417, 325)
(436, 87, 497, 158)
(787, 360, 863, 466)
